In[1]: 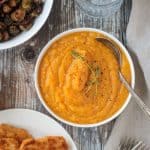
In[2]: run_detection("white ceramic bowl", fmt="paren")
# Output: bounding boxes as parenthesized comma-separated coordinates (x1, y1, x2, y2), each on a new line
(35, 28, 135, 128)
(0, 0, 53, 50)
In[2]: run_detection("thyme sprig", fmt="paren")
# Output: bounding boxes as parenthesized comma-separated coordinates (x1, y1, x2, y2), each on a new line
(71, 50, 100, 96)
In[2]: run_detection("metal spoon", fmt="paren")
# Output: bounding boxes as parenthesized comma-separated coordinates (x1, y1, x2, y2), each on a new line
(96, 37, 150, 119)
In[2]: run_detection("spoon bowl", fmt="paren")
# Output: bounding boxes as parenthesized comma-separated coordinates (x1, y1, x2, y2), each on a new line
(96, 37, 122, 67)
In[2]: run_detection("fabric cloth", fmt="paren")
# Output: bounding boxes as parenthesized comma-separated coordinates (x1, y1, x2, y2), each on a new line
(105, 0, 150, 149)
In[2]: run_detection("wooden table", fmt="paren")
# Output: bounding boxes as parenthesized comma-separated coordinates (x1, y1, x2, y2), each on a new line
(0, 0, 132, 149)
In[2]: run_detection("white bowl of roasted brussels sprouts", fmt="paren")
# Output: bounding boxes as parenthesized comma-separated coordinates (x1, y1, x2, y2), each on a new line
(0, 0, 53, 50)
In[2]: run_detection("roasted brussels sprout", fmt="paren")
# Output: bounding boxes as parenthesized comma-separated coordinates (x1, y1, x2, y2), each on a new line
(11, 8, 26, 22)
(0, 21, 6, 30)
(36, 5, 43, 14)
(3, 3, 12, 13)
(4, 15, 13, 26)
(3, 31, 10, 41)
(8, 0, 19, 8)
(30, 5, 42, 17)
(30, 10, 38, 17)
(19, 23, 32, 31)
(9, 25, 20, 36)
(19, 17, 33, 31)
(22, 0, 32, 11)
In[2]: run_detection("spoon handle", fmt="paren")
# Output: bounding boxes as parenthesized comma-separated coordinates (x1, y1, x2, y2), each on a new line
(119, 72, 150, 118)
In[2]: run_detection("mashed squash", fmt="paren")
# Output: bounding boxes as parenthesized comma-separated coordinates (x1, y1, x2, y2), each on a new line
(38, 31, 131, 124)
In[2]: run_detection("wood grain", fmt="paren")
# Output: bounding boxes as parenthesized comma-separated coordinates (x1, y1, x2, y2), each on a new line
(0, 0, 132, 149)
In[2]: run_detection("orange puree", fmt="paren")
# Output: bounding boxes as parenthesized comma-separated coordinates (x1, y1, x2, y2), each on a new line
(38, 31, 131, 124)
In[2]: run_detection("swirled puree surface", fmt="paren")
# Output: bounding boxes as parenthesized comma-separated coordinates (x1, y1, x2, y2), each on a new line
(39, 31, 131, 124)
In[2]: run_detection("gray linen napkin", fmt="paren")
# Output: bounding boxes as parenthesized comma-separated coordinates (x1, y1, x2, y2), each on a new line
(105, 0, 150, 149)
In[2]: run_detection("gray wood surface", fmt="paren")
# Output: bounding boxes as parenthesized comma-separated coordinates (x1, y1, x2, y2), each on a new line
(0, 0, 132, 149)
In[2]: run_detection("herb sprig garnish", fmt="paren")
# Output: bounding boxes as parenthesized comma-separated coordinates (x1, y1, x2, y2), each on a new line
(71, 50, 100, 96)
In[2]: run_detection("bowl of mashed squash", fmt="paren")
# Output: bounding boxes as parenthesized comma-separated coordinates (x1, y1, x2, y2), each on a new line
(35, 28, 135, 127)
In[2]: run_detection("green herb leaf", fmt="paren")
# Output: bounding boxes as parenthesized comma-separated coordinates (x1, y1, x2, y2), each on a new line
(95, 67, 100, 77)
(71, 50, 85, 61)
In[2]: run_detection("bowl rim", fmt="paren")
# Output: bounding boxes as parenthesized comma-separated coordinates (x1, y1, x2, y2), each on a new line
(0, 0, 53, 50)
(35, 28, 135, 128)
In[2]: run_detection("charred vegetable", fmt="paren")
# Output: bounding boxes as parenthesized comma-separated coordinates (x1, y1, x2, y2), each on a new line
(3, 3, 12, 13)
(30, 5, 42, 18)
(8, 0, 19, 7)
(9, 25, 20, 36)
(19, 16, 33, 31)
(22, 0, 32, 11)
(0, 21, 6, 30)
(3, 31, 10, 40)
(4, 15, 13, 25)
(11, 8, 26, 22)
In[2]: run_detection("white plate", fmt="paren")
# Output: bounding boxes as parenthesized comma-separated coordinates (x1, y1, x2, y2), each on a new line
(0, 109, 77, 150)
